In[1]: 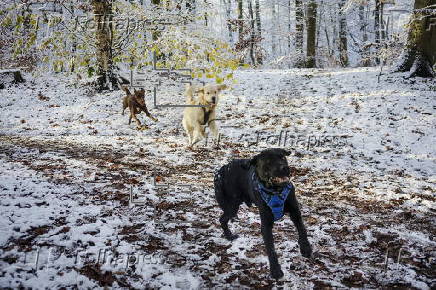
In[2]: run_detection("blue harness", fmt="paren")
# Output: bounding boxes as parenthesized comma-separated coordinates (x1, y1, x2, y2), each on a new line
(252, 171, 293, 221)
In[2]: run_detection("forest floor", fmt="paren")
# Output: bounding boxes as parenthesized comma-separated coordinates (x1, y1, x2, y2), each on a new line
(0, 67, 435, 289)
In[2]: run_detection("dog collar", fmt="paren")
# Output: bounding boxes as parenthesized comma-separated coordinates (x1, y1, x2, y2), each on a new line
(252, 171, 293, 221)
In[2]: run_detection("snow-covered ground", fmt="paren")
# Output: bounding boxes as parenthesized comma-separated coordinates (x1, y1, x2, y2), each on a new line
(0, 68, 435, 289)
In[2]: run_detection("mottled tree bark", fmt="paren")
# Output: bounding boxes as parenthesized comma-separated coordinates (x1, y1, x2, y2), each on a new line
(306, 0, 317, 68)
(295, 0, 304, 67)
(238, 0, 243, 43)
(92, 0, 115, 91)
(271, 0, 277, 57)
(338, 0, 348, 67)
(374, 0, 381, 65)
(248, 0, 256, 65)
(396, 0, 435, 77)
(359, 4, 370, 66)
(255, 0, 263, 64)
(224, 0, 233, 43)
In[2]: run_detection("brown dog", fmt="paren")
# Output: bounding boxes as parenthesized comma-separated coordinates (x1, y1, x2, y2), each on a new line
(121, 87, 157, 129)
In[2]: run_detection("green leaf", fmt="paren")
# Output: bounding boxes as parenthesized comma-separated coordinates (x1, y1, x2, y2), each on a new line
(87, 67, 95, 77)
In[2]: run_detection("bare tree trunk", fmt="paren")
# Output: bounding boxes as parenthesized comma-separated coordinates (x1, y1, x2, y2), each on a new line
(255, 0, 263, 64)
(306, 0, 317, 68)
(332, 7, 338, 56)
(204, 0, 208, 26)
(255, 0, 261, 36)
(295, 0, 304, 67)
(271, 0, 277, 57)
(359, 4, 370, 66)
(323, 16, 332, 59)
(224, 0, 233, 43)
(395, 0, 435, 77)
(151, 0, 166, 64)
(248, 0, 256, 65)
(237, 0, 244, 64)
(409, 0, 436, 77)
(152, 0, 161, 41)
(92, 0, 115, 91)
(238, 0, 243, 43)
(287, 0, 291, 52)
(338, 0, 348, 67)
(380, 2, 386, 41)
(379, 2, 387, 65)
(374, 0, 381, 65)
(315, 1, 322, 51)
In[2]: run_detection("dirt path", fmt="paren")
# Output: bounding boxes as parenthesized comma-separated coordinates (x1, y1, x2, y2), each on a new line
(1, 135, 434, 288)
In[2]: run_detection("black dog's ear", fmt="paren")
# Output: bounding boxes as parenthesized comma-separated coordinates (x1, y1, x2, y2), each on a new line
(277, 148, 291, 156)
(242, 155, 258, 169)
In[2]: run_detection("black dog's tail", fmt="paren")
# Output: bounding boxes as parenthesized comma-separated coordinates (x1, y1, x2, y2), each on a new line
(214, 167, 227, 209)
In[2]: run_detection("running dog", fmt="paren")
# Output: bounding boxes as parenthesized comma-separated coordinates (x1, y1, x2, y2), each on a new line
(182, 83, 227, 146)
(214, 148, 312, 279)
(121, 87, 157, 129)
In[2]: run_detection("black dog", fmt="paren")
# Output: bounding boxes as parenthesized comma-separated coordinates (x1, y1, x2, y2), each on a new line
(214, 148, 312, 279)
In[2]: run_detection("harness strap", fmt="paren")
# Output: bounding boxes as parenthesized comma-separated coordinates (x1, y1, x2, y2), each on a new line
(202, 107, 213, 125)
(252, 171, 292, 221)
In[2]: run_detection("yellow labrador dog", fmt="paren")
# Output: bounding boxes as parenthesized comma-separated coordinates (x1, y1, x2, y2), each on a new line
(182, 83, 228, 147)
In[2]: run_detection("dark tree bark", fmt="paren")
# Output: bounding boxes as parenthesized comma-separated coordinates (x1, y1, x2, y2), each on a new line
(338, 0, 348, 67)
(186, 0, 196, 11)
(255, 0, 261, 37)
(248, 0, 256, 65)
(152, 0, 161, 41)
(237, 0, 244, 64)
(395, 0, 435, 77)
(204, 0, 208, 26)
(374, 0, 381, 64)
(0, 70, 25, 89)
(306, 0, 317, 68)
(224, 0, 233, 42)
(238, 0, 243, 43)
(380, 2, 386, 41)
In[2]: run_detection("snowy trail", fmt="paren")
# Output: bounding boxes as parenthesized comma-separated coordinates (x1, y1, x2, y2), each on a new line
(0, 135, 434, 289)
(0, 68, 435, 288)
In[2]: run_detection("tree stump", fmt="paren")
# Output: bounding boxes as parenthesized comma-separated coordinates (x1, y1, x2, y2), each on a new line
(0, 68, 25, 89)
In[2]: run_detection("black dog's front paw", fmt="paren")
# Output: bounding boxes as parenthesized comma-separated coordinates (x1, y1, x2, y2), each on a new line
(270, 266, 284, 280)
(299, 240, 312, 258)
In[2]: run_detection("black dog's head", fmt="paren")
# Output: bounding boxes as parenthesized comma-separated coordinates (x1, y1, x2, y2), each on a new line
(244, 148, 292, 188)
